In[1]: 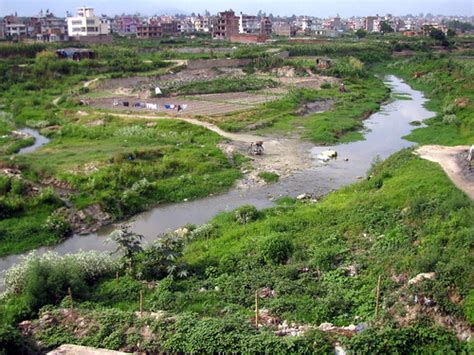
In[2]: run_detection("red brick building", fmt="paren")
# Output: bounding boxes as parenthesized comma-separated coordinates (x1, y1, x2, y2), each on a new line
(212, 10, 239, 40)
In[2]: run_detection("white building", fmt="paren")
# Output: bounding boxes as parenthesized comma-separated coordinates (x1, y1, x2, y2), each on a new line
(239, 13, 260, 33)
(6, 23, 27, 37)
(67, 7, 108, 36)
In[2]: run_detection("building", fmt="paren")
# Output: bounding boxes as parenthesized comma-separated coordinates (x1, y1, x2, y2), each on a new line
(160, 20, 180, 36)
(194, 16, 211, 33)
(212, 10, 239, 40)
(67, 7, 109, 36)
(36, 11, 68, 42)
(0, 20, 5, 39)
(136, 23, 161, 39)
(239, 13, 259, 33)
(6, 23, 27, 38)
(365, 16, 377, 32)
(112, 15, 140, 34)
(260, 17, 272, 35)
(272, 22, 297, 37)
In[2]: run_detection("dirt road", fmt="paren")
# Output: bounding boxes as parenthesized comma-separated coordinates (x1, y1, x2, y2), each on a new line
(415, 145, 474, 200)
(112, 112, 313, 188)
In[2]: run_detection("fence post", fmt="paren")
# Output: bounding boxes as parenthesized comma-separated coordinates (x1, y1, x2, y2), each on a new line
(139, 290, 144, 315)
(68, 287, 74, 310)
(255, 290, 259, 327)
(375, 275, 382, 319)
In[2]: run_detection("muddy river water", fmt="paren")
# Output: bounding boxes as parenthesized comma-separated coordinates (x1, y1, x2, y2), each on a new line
(0, 75, 434, 280)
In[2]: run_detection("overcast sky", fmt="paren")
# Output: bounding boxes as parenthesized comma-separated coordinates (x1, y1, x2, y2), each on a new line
(1, 0, 472, 17)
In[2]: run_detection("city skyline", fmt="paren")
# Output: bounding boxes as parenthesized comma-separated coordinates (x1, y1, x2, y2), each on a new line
(1, 0, 473, 17)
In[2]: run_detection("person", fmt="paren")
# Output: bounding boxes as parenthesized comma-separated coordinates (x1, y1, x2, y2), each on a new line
(339, 83, 347, 93)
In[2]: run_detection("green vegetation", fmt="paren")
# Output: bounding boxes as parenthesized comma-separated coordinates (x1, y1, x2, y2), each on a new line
(1, 150, 472, 352)
(258, 171, 280, 183)
(161, 75, 278, 96)
(1, 34, 473, 354)
(379, 54, 474, 145)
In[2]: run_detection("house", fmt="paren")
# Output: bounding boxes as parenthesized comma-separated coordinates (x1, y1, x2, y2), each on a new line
(137, 22, 161, 39)
(239, 13, 259, 34)
(56, 48, 95, 60)
(212, 10, 239, 40)
(67, 7, 109, 37)
(260, 17, 272, 35)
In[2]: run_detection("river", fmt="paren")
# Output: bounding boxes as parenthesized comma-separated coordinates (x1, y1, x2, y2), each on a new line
(0, 75, 434, 279)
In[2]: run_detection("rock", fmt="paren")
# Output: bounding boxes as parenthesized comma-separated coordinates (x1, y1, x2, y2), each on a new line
(48, 344, 129, 355)
(408, 272, 436, 285)
(335, 344, 347, 355)
(344, 158, 349, 162)
(297, 193, 310, 200)
(318, 323, 334, 331)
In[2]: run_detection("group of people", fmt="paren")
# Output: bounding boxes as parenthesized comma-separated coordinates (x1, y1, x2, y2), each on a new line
(112, 100, 187, 112)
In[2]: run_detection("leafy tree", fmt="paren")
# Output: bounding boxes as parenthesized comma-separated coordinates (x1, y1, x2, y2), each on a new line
(429, 28, 446, 41)
(355, 29, 368, 39)
(446, 28, 456, 38)
(108, 225, 143, 275)
(379, 21, 394, 33)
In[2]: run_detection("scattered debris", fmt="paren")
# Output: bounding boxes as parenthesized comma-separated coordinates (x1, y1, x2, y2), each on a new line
(408, 272, 436, 285)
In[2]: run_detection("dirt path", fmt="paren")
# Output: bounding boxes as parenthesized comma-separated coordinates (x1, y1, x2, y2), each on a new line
(111, 112, 313, 188)
(83, 77, 100, 88)
(415, 145, 474, 200)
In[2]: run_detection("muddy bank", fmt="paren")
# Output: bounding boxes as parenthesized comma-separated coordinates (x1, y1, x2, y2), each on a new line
(415, 145, 474, 200)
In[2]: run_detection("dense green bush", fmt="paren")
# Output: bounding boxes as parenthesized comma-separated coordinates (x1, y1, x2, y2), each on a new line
(234, 205, 259, 224)
(260, 235, 294, 265)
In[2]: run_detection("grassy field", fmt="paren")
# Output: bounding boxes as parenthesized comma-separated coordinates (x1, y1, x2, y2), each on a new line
(0, 114, 241, 256)
(214, 74, 389, 144)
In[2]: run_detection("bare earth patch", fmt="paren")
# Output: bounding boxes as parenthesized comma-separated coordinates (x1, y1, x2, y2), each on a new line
(415, 145, 474, 200)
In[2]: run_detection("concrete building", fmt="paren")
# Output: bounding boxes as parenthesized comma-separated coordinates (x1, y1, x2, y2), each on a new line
(67, 7, 109, 36)
(212, 10, 239, 40)
(136, 22, 161, 39)
(6, 23, 27, 38)
(194, 16, 211, 33)
(260, 17, 272, 35)
(239, 13, 259, 33)
(112, 15, 140, 34)
(272, 22, 297, 37)
(36, 12, 68, 42)
(0, 20, 5, 39)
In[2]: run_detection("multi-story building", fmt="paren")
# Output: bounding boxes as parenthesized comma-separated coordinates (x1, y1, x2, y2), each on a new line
(365, 16, 378, 32)
(137, 22, 161, 38)
(239, 13, 259, 33)
(212, 10, 239, 40)
(6, 23, 27, 38)
(36, 11, 68, 42)
(260, 17, 272, 35)
(0, 20, 5, 39)
(112, 15, 141, 34)
(272, 22, 297, 37)
(194, 16, 211, 33)
(67, 7, 109, 36)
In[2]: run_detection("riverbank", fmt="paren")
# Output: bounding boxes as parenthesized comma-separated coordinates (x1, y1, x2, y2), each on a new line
(0, 75, 435, 276)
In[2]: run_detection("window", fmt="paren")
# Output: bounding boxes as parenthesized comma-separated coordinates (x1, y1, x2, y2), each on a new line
(87, 27, 97, 32)
(71, 20, 82, 25)
(86, 19, 95, 25)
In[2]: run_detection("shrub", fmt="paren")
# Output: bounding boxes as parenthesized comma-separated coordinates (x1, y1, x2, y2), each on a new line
(3, 251, 119, 296)
(23, 260, 89, 311)
(42, 210, 71, 239)
(234, 205, 259, 224)
(260, 235, 294, 265)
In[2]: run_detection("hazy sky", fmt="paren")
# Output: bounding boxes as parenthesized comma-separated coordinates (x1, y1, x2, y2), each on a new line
(1, 0, 472, 17)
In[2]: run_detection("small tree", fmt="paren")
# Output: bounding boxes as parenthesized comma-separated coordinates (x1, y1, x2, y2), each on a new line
(355, 29, 367, 39)
(446, 29, 456, 38)
(429, 28, 446, 41)
(379, 21, 394, 34)
(108, 225, 143, 275)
